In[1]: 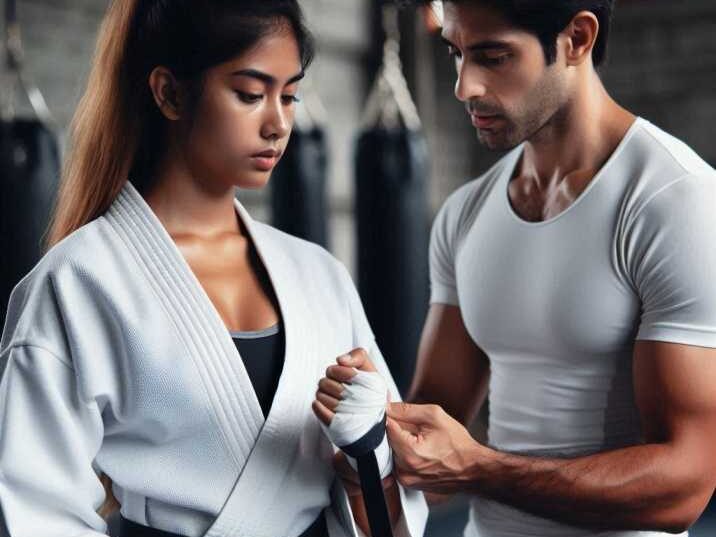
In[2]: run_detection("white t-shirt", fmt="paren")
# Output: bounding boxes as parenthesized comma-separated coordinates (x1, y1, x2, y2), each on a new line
(429, 118, 716, 537)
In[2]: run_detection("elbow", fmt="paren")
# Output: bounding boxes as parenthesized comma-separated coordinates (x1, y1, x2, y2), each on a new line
(646, 490, 712, 534)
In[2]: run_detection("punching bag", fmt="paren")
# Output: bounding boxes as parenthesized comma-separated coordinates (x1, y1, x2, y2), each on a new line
(1, 0, 60, 329)
(270, 123, 329, 247)
(355, 5, 430, 395)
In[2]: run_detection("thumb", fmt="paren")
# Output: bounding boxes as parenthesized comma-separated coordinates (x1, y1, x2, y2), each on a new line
(386, 416, 417, 454)
(387, 401, 438, 426)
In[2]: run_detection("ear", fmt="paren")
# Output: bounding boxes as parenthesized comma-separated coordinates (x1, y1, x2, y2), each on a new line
(148, 66, 185, 120)
(562, 10, 599, 67)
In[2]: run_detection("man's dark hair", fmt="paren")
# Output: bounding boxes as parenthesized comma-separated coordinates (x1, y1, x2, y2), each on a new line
(406, 1, 616, 66)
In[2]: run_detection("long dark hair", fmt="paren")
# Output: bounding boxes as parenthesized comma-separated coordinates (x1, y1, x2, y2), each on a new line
(48, 0, 314, 249)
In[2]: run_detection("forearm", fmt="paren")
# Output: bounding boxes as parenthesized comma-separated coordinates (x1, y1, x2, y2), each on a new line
(348, 477, 402, 536)
(469, 442, 712, 533)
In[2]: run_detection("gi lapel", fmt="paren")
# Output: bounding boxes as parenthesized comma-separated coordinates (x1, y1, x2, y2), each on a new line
(104, 181, 265, 471)
(203, 199, 322, 537)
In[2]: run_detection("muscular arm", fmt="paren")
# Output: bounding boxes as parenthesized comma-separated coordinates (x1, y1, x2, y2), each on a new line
(460, 341, 716, 532)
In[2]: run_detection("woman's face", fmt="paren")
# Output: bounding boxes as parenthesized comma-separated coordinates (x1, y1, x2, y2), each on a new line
(182, 25, 304, 190)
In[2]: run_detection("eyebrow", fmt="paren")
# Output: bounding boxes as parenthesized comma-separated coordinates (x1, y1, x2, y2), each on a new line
(440, 36, 511, 52)
(231, 68, 305, 86)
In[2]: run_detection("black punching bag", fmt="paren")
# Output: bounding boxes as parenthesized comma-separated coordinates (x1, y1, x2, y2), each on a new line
(355, 128, 429, 395)
(354, 5, 430, 395)
(270, 125, 329, 248)
(1, 0, 60, 328)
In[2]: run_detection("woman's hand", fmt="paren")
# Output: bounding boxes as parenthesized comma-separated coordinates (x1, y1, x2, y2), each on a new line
(313, 349, 402, 532)
(312, 347, 378, 426)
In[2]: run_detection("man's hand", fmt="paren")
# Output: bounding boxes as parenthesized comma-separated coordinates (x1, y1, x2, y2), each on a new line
(386, 402, 482, 494)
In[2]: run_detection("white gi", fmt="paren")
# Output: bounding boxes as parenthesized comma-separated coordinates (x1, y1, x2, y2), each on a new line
(0, 181, 428, 537)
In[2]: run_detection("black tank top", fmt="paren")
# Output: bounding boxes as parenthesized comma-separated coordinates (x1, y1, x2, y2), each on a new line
(230, 324, 285, 417)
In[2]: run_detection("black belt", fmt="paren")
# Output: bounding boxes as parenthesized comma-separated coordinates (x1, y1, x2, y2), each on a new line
(119, 511, 328, 537)
(339, 414, 394, 537)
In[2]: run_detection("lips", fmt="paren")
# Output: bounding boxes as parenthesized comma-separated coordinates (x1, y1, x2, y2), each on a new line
(251, 149, 283, 171)
(470, 114, 501, 129)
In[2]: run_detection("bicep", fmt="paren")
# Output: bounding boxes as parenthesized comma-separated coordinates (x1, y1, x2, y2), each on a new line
(408, 304, 490, 426)
(633, 340, 716, 484)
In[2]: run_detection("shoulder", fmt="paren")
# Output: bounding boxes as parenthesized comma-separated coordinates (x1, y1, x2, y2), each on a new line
(432, 149, 517, 245)
(632, 172, 716, 228)
(1, 219, 112, 354)
(615, 120, 716, 228)
(635, 119, 714, 178)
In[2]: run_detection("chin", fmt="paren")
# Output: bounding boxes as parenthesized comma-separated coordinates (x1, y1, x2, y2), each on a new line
(478, 131, 516, 152)
(234, 171, 272, 190)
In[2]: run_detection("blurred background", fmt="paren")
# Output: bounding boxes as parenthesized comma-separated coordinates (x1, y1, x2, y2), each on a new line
(1, 0, 714, 535)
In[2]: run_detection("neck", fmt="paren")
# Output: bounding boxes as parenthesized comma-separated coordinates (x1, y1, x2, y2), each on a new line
(518, 72, 636, 187)
(143, 143, 242, 239)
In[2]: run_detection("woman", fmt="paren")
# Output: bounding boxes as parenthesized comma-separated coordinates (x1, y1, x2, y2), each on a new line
(0, 1, 426, 536)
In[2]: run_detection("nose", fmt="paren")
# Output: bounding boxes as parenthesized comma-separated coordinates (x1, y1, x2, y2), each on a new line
(454, 63, 487, 103)
(260, 98, 291, 141)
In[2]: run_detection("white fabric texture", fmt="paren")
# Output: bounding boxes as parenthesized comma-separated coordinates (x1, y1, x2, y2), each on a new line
(325, 370, 393, 478)
(429, 118, 712, 537)
(0, 180, 428, 537)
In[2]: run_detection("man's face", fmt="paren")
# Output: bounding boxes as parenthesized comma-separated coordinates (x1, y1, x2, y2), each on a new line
(441, 2, 570, 150)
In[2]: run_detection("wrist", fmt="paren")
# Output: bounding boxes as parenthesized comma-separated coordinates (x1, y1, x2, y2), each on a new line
(463, 441, 500, 495)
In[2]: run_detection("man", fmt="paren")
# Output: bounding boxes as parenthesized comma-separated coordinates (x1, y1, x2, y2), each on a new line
(315, 1, 716, 536)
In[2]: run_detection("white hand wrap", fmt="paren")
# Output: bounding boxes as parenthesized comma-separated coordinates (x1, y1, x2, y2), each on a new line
(323, 370, 393, 478)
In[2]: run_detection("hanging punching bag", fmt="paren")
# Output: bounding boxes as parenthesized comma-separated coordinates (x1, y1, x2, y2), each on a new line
(270, 129, 329, 247)
(0, 0, 60, 329)
(355, 5, 430, 395)
(270, 85, 329, 248)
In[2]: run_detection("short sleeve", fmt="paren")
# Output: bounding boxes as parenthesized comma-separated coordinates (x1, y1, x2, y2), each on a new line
(0, 345, 107, 536)
(627, 174, 716, 347)
(428, 189, 465, 306)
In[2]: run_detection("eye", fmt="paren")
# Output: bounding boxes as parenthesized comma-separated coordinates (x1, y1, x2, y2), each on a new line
(235, 91, 262, 104)
(477, 53, 512, 67)
(447, 45, 462, 59)
(281, 94, 301, 105)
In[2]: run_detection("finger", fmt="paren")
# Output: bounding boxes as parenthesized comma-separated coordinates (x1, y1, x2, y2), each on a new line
(326, 364, 357, 383)
(386, 401, 442, 425)
(386, 416, 418, 453)
(312, 399, 335, 426)
(316, 390, 341, 412)
(318, 377, 344, 399)
(389, 416, 420, 435)
(337, 348, 377, 372)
